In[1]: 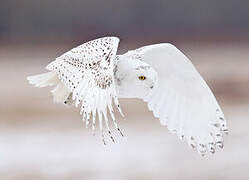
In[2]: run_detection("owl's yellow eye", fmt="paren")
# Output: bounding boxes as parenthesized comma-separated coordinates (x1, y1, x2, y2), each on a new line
(138, 76, 146, 80)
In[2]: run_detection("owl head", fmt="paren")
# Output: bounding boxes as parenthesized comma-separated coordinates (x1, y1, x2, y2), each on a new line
(115, 55, 158, 99)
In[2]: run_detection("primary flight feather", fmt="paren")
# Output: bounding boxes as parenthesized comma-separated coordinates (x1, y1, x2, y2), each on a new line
(27, 36, 228, 155)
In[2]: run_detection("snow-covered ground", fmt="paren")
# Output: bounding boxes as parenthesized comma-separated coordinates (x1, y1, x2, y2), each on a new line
(1, 43, 249, 179)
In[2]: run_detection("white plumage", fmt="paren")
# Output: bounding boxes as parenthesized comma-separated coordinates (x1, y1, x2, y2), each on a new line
(27, 37, 228, 155)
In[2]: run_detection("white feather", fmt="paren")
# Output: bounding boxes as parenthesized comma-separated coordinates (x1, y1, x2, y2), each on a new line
(129, 43, 228, 155)
(28, 37, 123, 139)
(27, 72, 59, 88)
(27, 37, 228, 155)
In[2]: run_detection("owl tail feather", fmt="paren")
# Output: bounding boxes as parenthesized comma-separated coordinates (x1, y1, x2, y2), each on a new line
(27, 72, 59, 88)
(27, 72, 72, 105)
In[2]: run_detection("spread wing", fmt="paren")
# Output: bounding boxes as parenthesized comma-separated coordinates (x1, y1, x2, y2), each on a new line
(131, 44, 228, 155)
(46, 37, 124, 142)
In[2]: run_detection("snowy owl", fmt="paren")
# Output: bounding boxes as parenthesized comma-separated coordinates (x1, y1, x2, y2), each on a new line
(27, 37, 228, 155)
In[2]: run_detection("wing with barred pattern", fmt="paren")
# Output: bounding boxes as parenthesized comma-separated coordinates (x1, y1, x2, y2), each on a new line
(46, 37, 124, 142)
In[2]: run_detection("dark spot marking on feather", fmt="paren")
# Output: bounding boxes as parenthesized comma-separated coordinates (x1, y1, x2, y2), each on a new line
(135, 66, 151, 70)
